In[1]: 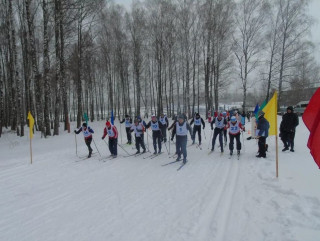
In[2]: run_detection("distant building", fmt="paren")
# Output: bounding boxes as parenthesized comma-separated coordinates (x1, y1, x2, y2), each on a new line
(280, 87, 319, 107)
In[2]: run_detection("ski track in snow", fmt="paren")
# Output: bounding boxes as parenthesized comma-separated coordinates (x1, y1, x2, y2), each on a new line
(1, 118, 320, 241)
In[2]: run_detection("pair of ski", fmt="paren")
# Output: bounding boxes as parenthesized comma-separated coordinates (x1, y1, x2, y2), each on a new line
(188, 143, 202, 150)
(143, 152, 163, 159)
(229, 153, 240, 160)
(76, 153, 97, 161)
(208, 150, 224, 156)
(162, 158, 187, 171)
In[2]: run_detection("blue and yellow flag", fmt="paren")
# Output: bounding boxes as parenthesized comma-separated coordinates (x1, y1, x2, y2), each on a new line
(262, 92, 278, 136)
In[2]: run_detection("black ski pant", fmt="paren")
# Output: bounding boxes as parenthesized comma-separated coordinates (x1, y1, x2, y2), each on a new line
(160, 127, 167, 142)
(258, 136, 267, 157)
(229, 133, 241, 152)
(223, 129, 227, 144)
(153, 131, 162, 152)
(109, 138, 118, 156)
(212, 128, 224, 152)
(281, 131, 295, 150)
(85, 137, 93, 153)
(135, 135, 146, 152)
(126, 127, 132, 144)
(176, 135, 187, 161)
(193, 125, 202, 144)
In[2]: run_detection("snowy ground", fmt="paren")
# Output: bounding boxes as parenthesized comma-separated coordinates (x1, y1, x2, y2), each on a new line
(1, 117, 319, 241)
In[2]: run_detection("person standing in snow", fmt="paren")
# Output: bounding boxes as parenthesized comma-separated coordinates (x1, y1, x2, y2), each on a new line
(102, 121, 118, 158)
(120, 115, 132, 144)
(130, 118, 146, 154)
(222, 111, 229, 145)
(280, 106, 299, 152)
(74, 123, 94, 158)
(256, 112, 270, 158)
(225, 116, 245, 156)
(145, 115, 163, 154)
(159, 113, 169, 143)
(190, 113, 205, 145)
(211, 113, 227, 153)
(170, 115, 193, 164)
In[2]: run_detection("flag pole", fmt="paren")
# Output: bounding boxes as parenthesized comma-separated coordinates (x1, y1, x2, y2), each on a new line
(276, 135, 279, 178)
(30, 137, 33, 164)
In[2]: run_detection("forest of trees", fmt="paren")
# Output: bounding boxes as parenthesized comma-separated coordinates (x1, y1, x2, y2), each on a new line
(0, 0, 319, 138)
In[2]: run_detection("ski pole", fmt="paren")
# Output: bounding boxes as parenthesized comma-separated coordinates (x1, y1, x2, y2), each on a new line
(207, 130, 213, 149)
(117, 142, 131, 155)
(168, 129, 170, 154)
(120, 119, 123, 144)
(103, 139, 111, 155)
(242, 131, 245, 153)
(160, 132, 169, 154)
(203, 127, 207, 140)
(75, 133, 78, 156)
(92, 137, 102, 157)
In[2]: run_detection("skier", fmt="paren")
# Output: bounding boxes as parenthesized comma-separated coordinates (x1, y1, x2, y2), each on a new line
(74, 123, 94, 158)
(208, 111, 212, 123)
(211, 113, 227, 153)
(130, 118, 146, 154)
(225, 116, 245, 156)
(120, 115, 132, 144)
(256, 112, 270, 158)
(190, 113, 205, 145)
(222, 112, 229, 145)
(280, 106, 299, 152)
(168, 115, 178, 142)
(145, 115, 163, 154)
(170, 115, 193, 164)
(159, 113, 169, 142)
(102, 121, 118, 158)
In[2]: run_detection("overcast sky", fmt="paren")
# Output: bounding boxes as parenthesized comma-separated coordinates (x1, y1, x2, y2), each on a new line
(116, 0, 320, 63)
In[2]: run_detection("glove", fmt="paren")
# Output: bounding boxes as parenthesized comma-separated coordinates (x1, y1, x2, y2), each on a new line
(203, 126, 205, 130)
(171, 137, 174, 141)
(211, 127, 213, 130)
(74, 130, 77, 134)
(102, 137, 104, 140)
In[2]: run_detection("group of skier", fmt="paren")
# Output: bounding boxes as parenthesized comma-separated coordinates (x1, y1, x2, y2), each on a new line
(74, 105, 299, 164)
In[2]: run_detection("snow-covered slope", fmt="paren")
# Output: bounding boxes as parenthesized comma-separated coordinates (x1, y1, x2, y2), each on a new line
(1, 118, 319, 241)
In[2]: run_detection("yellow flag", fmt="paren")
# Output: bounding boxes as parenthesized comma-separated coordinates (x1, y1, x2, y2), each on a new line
(262, 91, 278, 136)
(27, 111, 35, 139)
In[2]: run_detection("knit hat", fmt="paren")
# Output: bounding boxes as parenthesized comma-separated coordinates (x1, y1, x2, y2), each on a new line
(106, 121, 111, 127)
(230, 116, 237, 122)
(178, 115, 184, 120)
(287, 106, 293, 111)
(125, 114, 129, 118)
(222, 112, 227, 116)
(258, 111, 265, 119)
(82, 122, 87, 127)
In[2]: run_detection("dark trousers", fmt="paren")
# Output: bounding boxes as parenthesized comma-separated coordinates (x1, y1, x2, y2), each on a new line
(212, 128, 224, 152)
(229, 133, 241, 151)
(160, 127, 167, 142)
(281, 131, 295, 150)
(223, 129, 227, 144)
(109, 138, 118, 156)
(126, 127, 132, 144)
(153, 131, 162, 152)
(135, 135, 146, 152)
(193, 125, 202, 143)
(85, 137, 93, 153)
(258, 136, 267, 157)
(176, 135, 187, 160)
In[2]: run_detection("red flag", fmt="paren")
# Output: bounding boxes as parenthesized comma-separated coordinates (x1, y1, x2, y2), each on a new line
(302, 88, 320, 168)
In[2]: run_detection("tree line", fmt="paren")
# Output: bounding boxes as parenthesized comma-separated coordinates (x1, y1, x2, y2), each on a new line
(0, 0, 318, 138)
